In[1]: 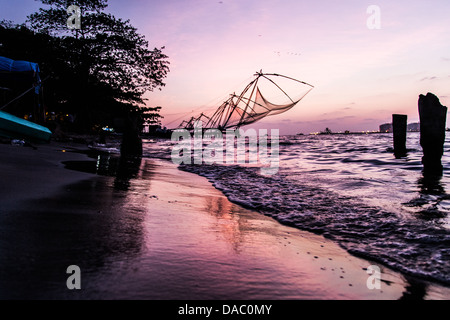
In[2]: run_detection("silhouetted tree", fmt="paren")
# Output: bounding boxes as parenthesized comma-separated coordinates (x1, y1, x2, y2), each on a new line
(142, 106, 163, 127)
(27, 0, 170, 148)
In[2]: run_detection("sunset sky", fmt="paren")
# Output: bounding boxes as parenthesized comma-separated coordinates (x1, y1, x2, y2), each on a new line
(1, 0, 450, 134)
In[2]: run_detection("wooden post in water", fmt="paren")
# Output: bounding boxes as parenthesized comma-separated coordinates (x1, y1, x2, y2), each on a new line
(392, 114, 407, 158)
(120, 112, 143, 157)
(418, 93, 447, 175)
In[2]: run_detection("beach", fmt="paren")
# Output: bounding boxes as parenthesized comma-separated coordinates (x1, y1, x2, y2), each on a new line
(0, 140, 449, 300)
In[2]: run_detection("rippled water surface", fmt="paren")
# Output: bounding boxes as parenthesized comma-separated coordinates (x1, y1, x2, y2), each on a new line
(144, 132, 450, 285)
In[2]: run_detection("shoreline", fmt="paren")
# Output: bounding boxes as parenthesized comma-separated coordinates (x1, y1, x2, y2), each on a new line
(0, 141, 449, 299)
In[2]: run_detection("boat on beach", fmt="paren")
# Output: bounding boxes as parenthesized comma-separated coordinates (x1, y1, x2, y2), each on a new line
(0, 110, 52, 142)
(0, 56, 51, 142)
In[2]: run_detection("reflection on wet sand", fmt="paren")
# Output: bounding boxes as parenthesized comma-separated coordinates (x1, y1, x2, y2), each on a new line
(202, 195, 288, 255)
(0, 155, 154, 299)
(2, 152, 449, 299)
(199, 169, 450, 300)
(203, 195, 264, 254)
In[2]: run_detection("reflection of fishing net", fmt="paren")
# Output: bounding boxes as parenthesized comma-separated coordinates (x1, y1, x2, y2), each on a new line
(177, 72, 313, 130)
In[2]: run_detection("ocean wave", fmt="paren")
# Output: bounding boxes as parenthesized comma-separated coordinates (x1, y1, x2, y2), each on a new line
(144, 132, 450, 286)
(179, 162, 450, 285)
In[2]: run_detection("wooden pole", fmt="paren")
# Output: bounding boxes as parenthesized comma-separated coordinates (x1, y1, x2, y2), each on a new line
(392, 114, 407, 158)
(418, 93, 447, 175)
(120, 112, 143, 157)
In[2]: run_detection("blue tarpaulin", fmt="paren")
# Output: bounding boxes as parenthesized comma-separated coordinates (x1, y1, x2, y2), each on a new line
(0, 56, 40, 74)
(0, 57, 50, 141)
(0, 56, 41, 93)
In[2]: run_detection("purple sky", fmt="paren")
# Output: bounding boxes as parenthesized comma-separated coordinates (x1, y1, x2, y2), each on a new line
(1, 0, 450, 134)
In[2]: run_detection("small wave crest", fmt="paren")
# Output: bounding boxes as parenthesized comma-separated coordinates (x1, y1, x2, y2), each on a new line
(179, 162, 450, 285)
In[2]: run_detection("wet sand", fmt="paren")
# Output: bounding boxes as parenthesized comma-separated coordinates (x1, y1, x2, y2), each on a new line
(0, 141, 449, 300)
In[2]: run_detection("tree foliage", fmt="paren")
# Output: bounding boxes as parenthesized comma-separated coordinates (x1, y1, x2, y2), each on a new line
(24, 0, 169, 131)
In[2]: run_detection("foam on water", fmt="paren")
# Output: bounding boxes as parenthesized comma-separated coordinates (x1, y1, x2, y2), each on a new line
(145, 132, 450, 286)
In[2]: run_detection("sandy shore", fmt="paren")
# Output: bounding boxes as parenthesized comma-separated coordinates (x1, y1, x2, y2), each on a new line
(0, 141, 449, 300)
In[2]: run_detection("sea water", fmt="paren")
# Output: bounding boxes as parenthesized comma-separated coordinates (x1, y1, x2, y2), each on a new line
(144, 132, 450, 285)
